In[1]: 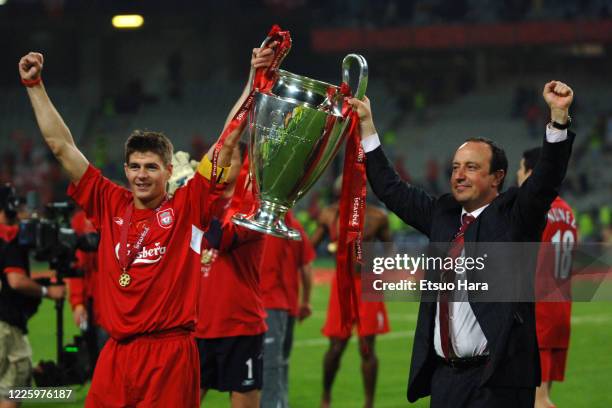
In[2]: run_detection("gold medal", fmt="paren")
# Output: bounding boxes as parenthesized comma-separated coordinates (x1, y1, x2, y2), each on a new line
(201, 249, 213, 265)
(119, 272, 132, 287)
(327, 241, 338, 254)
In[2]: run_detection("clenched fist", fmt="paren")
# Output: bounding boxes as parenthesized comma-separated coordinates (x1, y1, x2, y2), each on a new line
(543, 80, 573, 124)
(18, 52, 44, 81)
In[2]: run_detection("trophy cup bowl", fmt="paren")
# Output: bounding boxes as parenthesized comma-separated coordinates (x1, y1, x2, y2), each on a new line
(232, 54, 368, 240)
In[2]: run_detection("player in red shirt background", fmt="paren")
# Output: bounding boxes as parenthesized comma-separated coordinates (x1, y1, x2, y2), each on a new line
(311, 188, 392, 408)
(259, 211, 315, 408)
(517, 147, 577, 408)
(196, 143, 268, 408)
(19, 47, 273, 407)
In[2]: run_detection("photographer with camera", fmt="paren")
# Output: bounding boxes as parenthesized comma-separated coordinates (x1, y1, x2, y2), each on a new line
(0, 184, 65, 408)
(66, 208, 107, 369)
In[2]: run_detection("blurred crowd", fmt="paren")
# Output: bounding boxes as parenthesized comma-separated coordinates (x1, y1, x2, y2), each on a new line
(262, 0, 612, 26)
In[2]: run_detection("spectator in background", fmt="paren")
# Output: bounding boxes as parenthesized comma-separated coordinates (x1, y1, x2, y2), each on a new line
(167, 51, 183, 101)
(526, 102, 544, 139)
(426, 157, 440, 195)
(393, 154, 411, 183)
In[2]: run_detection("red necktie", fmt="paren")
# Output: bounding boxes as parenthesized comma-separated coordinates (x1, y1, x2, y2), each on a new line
(439, 213, 476, 358)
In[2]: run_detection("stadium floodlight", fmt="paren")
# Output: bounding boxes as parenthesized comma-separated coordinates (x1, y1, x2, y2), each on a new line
(0, 0, 8, 6)
(112, 14, 144, 29)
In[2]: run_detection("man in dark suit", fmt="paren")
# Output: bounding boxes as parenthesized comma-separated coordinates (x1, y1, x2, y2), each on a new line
(347, 81, 575, 407)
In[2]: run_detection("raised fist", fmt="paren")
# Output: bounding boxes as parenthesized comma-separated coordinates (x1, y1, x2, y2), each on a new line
(543, 80, 573, 112)
(18, 52, 44, 81)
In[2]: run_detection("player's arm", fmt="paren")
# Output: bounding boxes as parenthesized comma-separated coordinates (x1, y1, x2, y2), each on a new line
(19, 52, 89, 183)
(298, 262, 313, 322)
(66, 276, 88, 326)
(6, 270, 64, 299)
(348, 97, 436, 236)
(205, 44, 277, 172)
(515, 81, 575, 232)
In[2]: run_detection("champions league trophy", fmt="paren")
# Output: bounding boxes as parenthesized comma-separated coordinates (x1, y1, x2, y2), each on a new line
(231, 53, 368, 240)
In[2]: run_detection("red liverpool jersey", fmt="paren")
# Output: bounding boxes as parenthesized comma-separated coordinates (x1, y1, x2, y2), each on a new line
(536, 196, 577, 349)
(68, 164, 222, 340)
(195, 199, 267, 339)
(260, 212, 316, 314)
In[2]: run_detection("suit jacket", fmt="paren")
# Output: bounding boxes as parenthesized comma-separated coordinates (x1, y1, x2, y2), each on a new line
(365, 133, 575, 402)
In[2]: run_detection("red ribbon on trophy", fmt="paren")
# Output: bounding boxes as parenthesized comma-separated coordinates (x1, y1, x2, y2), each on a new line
(336, 82, 367, 332)
(207, 25, 291, 199)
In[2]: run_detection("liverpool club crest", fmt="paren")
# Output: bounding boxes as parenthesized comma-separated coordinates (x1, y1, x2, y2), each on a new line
(157, 208, 174, 228)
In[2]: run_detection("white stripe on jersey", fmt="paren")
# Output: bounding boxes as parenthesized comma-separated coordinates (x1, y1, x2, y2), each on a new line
(190, 225, 204, 254)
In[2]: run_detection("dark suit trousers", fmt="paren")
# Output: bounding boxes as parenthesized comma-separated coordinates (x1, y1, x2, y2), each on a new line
(430, 360, 535, 408)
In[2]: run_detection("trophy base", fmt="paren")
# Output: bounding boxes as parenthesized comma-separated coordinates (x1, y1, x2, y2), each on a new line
(231, 201, 301, 241)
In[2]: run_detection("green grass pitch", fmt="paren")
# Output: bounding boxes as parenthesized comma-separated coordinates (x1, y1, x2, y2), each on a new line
(23, 267, 612, 407)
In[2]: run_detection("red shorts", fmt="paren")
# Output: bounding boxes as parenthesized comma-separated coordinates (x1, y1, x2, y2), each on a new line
(322, 276, 390, 339)
(539, 348, 568, 382)
(85, 328, 200, 407)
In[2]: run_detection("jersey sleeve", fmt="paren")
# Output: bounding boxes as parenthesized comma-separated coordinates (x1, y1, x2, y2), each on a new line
(67, 164, 129, 228)
(67, 277, 85, 309)
(203, 217, 262, 253)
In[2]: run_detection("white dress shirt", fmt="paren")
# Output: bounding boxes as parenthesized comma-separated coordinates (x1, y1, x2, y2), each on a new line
(361, 125, 569, 358)
(433, 205, 489, 358)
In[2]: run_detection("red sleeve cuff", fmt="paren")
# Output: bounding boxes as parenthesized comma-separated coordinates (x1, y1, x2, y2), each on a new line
(4, 267, 26, 276)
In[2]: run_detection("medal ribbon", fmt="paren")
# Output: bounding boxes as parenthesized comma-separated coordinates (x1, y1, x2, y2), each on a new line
(118, 198, 168, 273)
(336, 83, 367, 332)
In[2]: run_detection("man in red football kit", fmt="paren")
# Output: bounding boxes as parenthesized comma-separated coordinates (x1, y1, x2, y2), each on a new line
(311, 197, 391, 408)
(19, 47, 275, 407)
(196, 146, 267, 408)
(517, 147, 576, 408)
(259, 211, 315, 408)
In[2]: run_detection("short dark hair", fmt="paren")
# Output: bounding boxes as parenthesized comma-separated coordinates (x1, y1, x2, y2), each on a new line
(0, 184, 19, 222)
(522, 147, 541, 172)
(464, 137, 508, 191)
(125, 130, 173, 166)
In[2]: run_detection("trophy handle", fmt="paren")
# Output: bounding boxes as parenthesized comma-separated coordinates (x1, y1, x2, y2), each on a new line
(342, 54, 368, 100)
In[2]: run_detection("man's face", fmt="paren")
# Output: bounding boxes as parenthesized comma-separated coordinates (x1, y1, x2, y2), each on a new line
(124, 151, 172, 206)
(450, 141, 503, 211)
(516, 158, 532, 187)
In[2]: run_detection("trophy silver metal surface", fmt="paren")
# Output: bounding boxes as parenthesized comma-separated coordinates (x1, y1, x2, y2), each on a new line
(232, 54, 368, 240)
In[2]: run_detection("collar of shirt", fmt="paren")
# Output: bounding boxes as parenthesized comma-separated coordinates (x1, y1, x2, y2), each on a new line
(461, 203, 489, 221)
